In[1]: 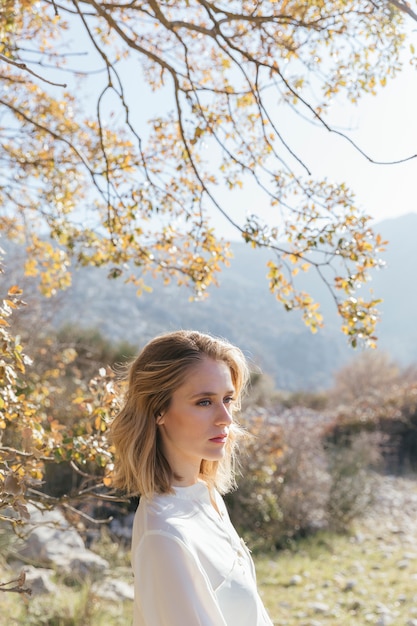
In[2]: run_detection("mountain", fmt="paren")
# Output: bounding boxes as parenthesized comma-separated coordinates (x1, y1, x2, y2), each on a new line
(3, 213, 416, 391)
(369, 213, 417, 363)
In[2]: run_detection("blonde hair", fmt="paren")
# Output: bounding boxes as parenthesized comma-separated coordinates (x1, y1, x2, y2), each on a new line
(111, 330, 249, 498)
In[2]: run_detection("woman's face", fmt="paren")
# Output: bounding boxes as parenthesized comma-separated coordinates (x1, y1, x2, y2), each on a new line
(157, 356, 235, 485)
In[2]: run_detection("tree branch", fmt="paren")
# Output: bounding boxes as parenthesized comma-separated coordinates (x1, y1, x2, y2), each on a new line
(0, 568, 30, 596)
(389, 0, 417, 22)
(0, 54, 67, 87)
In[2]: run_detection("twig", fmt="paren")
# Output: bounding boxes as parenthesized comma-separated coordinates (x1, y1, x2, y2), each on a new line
(0, 54, 67, 87)
(61, 502, 113, 525)
(0, 572, 32, 596)
(51, 0, 59, 16)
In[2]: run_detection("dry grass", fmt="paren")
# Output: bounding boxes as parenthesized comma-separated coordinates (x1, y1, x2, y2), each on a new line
(258, 475, 417, 625)
(2, 475, 417, 626)
(1, 587, 133, 625)
(258, 528, 417, 625)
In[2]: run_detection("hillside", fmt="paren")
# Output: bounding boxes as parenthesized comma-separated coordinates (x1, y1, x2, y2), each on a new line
(2, 213, 416, 390)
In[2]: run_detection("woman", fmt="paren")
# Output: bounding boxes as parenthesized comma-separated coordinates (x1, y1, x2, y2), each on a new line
(111, 330, 273, 626)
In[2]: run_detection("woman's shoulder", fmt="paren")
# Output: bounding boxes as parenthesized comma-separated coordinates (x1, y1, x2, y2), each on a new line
(134, 490, 200, 539)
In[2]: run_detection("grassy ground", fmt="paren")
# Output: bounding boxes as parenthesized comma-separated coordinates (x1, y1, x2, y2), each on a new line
(258, 474, 417, 625)
(1, 587, 133, 626)
(257, 529, 417, 625)
(2, 476, 417, 625)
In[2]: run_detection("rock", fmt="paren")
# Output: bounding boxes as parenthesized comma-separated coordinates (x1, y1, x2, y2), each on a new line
(343, 579, 357, 591)
(364, 613, 376, 622)
(289, 574, 303, 586)
(17, 505, 109, 580)
(375, 616, 393, 626)
(349, 600, 363, 611)
(375, 603, 391, 615)
(92, 578, 134, 601)
(54, 551, 109, 581)
(278, 601, 292, 609)
(309, 602, 329, 614)
(20, 505, 85, 558)
(110, 512, 135, 541)
(22, 565, 57, 595)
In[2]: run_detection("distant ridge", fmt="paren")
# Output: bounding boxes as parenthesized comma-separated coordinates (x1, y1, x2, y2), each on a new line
(2, 213, 416, 390)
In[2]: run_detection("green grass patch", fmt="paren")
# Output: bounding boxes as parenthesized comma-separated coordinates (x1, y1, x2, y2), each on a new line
(257, 523, 417, 625)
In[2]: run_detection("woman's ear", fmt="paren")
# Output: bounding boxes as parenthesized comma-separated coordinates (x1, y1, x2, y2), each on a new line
(156, 413, 165, 425)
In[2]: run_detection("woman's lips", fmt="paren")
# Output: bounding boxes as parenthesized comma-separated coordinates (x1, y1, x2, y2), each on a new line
(209, 436, 227, 443)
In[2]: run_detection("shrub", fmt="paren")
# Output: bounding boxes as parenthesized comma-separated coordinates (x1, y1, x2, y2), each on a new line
(328, 351, 400, 407)
(228, 408, 331, 550)
(226, 415, 286, 551)
(325, 376, 417, 474)
(325, 431, 383, 531)
(228, 407, 382, 550)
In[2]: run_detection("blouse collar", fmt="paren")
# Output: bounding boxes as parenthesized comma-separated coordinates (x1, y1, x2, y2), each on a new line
(171, 481, 210, 501)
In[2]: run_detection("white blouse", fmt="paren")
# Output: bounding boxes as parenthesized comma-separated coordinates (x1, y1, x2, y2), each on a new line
(131, 481, 273, 626)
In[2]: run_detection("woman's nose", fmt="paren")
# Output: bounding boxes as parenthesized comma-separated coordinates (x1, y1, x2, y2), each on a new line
(216, 403, 233, 425)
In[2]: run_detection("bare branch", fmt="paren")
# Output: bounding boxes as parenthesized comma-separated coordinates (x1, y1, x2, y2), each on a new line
(389, 0, 417, 22)
(0, 569, 31, 596)
(0, 54, 67, 87)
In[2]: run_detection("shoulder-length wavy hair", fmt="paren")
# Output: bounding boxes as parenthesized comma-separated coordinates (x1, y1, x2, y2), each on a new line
(111, 330, 249, 498)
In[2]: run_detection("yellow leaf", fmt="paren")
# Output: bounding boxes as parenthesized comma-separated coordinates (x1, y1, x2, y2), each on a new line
(24, 258, 38, 277)
(4, 299, 17, 309)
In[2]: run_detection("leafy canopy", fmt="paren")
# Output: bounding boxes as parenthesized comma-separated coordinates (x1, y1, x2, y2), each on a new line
(1, 0, 415, 343)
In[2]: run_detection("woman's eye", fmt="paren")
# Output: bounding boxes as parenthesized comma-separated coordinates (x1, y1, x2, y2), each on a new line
(198, 399, 211, 406)
(224, 397, 234, 405)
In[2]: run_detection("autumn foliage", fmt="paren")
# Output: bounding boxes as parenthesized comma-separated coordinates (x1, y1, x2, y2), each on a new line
(1, 1, 416, 343)
(0, 286, 120, 534)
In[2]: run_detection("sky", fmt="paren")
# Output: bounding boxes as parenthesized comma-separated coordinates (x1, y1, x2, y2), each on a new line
(283, 64, 417, 225)
(132, 69, 416, 243)
(132, 45, 417, 242)
(208, 61, 417, 240)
